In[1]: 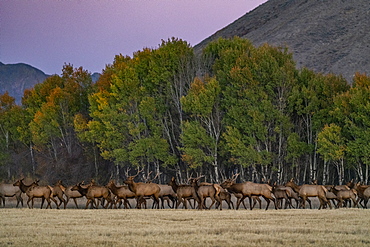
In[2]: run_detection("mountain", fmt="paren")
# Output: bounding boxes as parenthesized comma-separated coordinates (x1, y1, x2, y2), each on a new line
(195, 0, 370, 82)
(0, 63, 101, 104)
(0, 62, 49, 104)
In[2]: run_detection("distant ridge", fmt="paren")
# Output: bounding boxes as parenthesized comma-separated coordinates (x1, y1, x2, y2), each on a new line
(195, 0, 370, 82)
(0, 63, 101, 104)
(0, 62, 49, 104)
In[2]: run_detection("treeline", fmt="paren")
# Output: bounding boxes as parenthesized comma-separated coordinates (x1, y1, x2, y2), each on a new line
(1, 37, 369, 185)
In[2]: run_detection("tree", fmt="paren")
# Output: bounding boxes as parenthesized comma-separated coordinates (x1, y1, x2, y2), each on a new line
(317, 123, 346, 185)
(180, 76, 222, 182)
(331, 73, 370, 183)
(288, 69, 350, 183)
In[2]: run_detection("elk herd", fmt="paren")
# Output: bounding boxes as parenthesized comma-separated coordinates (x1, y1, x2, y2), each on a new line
(1, 172, 369, 210)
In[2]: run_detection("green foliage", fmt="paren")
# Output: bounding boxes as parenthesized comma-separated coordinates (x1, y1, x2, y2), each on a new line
(317, 123, 346, 162)
(4, 36, 370, 184)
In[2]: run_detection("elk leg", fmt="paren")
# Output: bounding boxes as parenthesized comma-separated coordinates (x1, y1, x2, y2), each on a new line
(236, 195, 245, 210)
(306, 198, 312, 209)
(230, 200, 234, 209)
(46, 198, 51, 209)
(16, 194, 23, 208)
(73, 198, 79, 209)
(207, 197, 216, 210)
(0, 196, 5, 207)
(136, 196, 142, 209)
(27, 197, 32, 209)
(51, 197, 59, 209)
(85, 199, 91, 209)
(216, 195, 222, 210)
(59, 196, 66, 209)
(40, 198, 45, 209)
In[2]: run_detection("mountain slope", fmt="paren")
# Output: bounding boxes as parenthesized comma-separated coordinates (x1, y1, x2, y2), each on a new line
(195, 0, 370, 82)
(0, 62, 49, 104)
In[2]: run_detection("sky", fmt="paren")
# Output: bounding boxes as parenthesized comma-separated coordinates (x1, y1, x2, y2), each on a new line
(1, 0, 267, 75)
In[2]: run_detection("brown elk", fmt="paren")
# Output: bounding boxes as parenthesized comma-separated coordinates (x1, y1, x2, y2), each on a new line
(362, 187, 370, 209)
(63, 185, 84, 208)
(107, 180, 136, 209)
(322, 185, 339, 208)
(285, 179, 330, 209)
(0, 182, 23, 207)
(13, 179, 58, 209)
(220, 178, 277, 210)
(190, 177, 222, 210)
(156, 184, 177, 209)
(51, 180, 67, 209)
(353, 183, 370, 209)
(124, 169, 161, 209)
(215, 188, 234, 209)
(330, 186, 357, 208)
(168, 177, 200, 209)
(284, 179, 313, 209)
(271, 184, 294, 209)
(72, 182, 113, 209)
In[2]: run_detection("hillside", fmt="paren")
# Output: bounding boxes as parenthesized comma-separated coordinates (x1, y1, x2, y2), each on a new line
(0, 63, 101, 104)
(0, 62, 49, 104)
(195, 0, 370, 82)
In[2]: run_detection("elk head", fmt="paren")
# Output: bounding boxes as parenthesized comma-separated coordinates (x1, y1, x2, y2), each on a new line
(124, 168, 143, 185)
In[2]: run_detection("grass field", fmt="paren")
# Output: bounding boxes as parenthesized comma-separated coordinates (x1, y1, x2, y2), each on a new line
(0, 207, 369, 247)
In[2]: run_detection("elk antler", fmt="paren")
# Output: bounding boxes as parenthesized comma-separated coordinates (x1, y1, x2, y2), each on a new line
(151, 172, 162, 182)
(132, 168, 144, 178)
(124, 167, 131, 178)
(231, 173, 240, 182)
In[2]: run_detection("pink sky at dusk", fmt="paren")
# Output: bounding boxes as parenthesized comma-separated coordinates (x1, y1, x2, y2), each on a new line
(1, 0, 267, 75)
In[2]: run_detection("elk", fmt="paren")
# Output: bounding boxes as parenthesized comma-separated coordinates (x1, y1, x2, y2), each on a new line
(156, 184, 177, 209)
(329, 186, 357, 208)
(0, 182, 23, 207)
(219, 173, 261, 209)
(168, 177, 200, 209)
(285, 179, 330, 209)
(221, 178, 277, 210)
(145, 172, 177, 209)
(284, 179, 313, 209)
(51, 180, 67, 209)
(13, 179, 58, 209)
(215, 188, 234, 209)
(362, 187, 370, 209)
(190, 177, 222, 210)
(107, 180, 136, 209)
(323, 185, 339, 208)
(72, 182, 113, 209)
(124, 169, 161, 209)
(63, 185, 86, 208)
(353, 183, 370, 209)
(271, 184, 294, 209)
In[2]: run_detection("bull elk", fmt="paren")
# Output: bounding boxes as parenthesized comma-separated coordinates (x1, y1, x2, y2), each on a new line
(0, 182, 23, 207)
(124, 169, 160, 209)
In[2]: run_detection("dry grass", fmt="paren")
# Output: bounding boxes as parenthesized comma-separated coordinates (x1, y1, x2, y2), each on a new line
(0, 208, 369, 247)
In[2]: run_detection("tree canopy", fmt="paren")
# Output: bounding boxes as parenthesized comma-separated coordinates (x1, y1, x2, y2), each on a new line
(1, 37, 369, 185)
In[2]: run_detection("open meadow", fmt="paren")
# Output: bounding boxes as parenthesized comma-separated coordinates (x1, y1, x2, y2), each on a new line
(1, 206, 369, 247)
